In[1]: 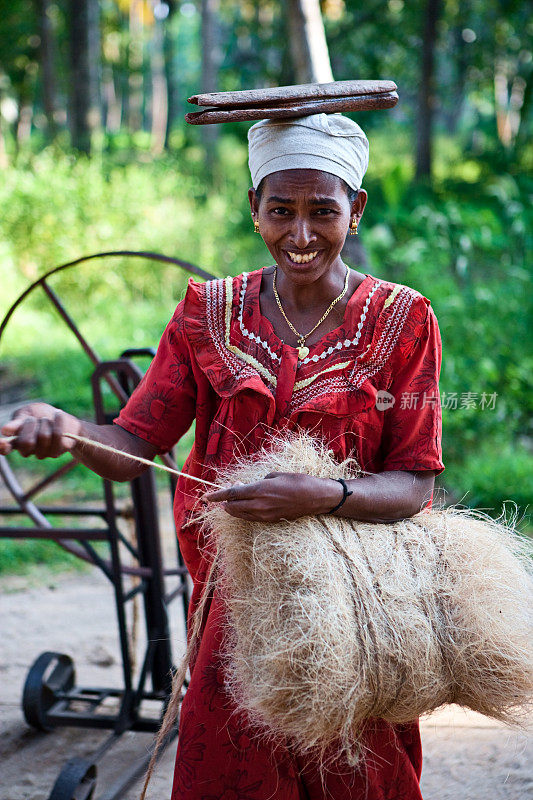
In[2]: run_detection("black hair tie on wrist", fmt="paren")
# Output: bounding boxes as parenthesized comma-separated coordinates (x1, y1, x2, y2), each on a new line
(327, 478, 353, 515)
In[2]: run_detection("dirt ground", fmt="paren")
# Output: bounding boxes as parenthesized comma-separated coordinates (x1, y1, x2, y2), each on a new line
(1, 569, 531, 800)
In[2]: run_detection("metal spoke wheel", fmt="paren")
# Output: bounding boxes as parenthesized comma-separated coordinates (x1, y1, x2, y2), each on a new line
(0, 251, 210, 798)
(22, 651, 75, 732)
(48, 758, 97, 800)
(0, 250, 214, 574)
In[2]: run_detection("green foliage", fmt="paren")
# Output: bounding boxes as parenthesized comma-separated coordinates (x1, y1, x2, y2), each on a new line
(364, 129, 533, 467)
(2, 0, 531, 164)
(0, 538, 87, 575)
(0, 0, 39, 102)
(444, 439, 533, 524)
(0, 136, 265, 311)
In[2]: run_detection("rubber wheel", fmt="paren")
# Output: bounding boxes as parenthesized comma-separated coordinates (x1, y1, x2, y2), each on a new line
(22, 651, 75, 731)
(48, 758, 97, 800)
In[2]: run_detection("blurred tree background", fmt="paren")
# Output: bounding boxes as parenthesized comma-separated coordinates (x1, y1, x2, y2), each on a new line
(0, 0, 531, 560)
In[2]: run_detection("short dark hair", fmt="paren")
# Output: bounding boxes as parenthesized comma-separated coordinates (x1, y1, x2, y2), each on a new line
(341, 179, 359, 205)
(254, 176, 358, 204)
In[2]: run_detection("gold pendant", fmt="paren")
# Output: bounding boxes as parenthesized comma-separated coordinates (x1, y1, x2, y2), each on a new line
(298, 346, 310, 359)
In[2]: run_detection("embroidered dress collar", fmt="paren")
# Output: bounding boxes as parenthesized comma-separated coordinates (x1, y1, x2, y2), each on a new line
(239, 268, 378, 367)
(183, 268, 422, 422)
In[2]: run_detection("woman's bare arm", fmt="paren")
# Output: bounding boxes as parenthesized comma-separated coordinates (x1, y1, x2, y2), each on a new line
(205, 469, 435, 523)
(0, 402, 158, 482)
(332, 470, 435, 521)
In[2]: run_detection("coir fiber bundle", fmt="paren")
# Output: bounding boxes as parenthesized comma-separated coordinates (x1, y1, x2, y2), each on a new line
(203, 432, 533, 762)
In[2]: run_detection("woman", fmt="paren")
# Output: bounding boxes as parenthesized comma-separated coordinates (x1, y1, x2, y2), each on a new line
(0, 113, 444, 799)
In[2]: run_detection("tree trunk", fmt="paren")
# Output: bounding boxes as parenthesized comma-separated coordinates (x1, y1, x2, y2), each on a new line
(128, 0, 144, 132)
(415, 0, 442, 180)
(36, 0, 57, 138)
(16, 102, 33, 148)
(88, 0, 102, 132)
(446, 25, 467, 134)
(68, 0, 100, 153)
(283, 1, 365, 267)
(286, 0, 333, 84)
(150, 15, 168, 154)
(0, 119, 7, 168)
(201, 0, 220, 175)
(514, 70, 532, 157)
(103, 65, 122, 133)
(494, 62, 527, 149)
(164, 10, 179, 149)
(69, 0, 90, 153)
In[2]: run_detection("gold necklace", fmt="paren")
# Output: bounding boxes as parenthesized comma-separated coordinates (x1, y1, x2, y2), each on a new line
(272, 266, 350, 360)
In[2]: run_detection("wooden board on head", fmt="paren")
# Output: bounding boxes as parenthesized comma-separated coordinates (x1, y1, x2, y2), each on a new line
(185, 79, 399, 125)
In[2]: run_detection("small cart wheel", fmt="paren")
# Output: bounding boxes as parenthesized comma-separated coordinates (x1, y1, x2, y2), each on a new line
(48, 758, 97, 800)
(22, 651, 75, 731)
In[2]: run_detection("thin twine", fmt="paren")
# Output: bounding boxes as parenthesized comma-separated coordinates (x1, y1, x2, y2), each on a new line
(1, 433, 225, 490)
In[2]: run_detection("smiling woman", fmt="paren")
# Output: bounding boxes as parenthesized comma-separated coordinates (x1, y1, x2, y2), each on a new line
(1, 110, 444, 800)
(250, 168, 367, 359)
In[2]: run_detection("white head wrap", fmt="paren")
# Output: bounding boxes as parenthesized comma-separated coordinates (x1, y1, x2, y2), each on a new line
(248, 113, 369, 191)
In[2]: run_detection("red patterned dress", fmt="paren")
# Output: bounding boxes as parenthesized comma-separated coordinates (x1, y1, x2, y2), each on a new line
(116, 267, 444, 800)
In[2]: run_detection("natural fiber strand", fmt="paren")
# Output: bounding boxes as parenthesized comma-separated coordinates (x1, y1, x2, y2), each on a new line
(198, 431, 533, 764)
(0, 433, 224, 490)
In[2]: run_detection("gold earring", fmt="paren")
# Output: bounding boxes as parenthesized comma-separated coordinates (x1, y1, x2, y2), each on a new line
(349, 219, 358, 236)
(253, 219, 260, 234)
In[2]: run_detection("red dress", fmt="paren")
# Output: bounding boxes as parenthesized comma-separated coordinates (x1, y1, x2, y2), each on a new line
(116, 268, 444, 800)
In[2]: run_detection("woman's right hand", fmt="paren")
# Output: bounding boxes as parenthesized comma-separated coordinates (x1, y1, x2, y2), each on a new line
(0, 403, 82, 459)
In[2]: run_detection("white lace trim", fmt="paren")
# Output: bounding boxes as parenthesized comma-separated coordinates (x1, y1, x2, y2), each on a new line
(205, 274, 418, 406)
(225, 276, 277, 387)
(291, 284, 419, 409)
(236, 272, 383, 367)
(299, 278, 383, 364)
(291, 375, 351, 410)
(349, 285, 417, 388)
(205, 278, 257, 381)
(238, 272, 281, 363)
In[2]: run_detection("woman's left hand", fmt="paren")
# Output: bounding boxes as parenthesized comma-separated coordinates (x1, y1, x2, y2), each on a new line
(204, 472, 343, 522)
